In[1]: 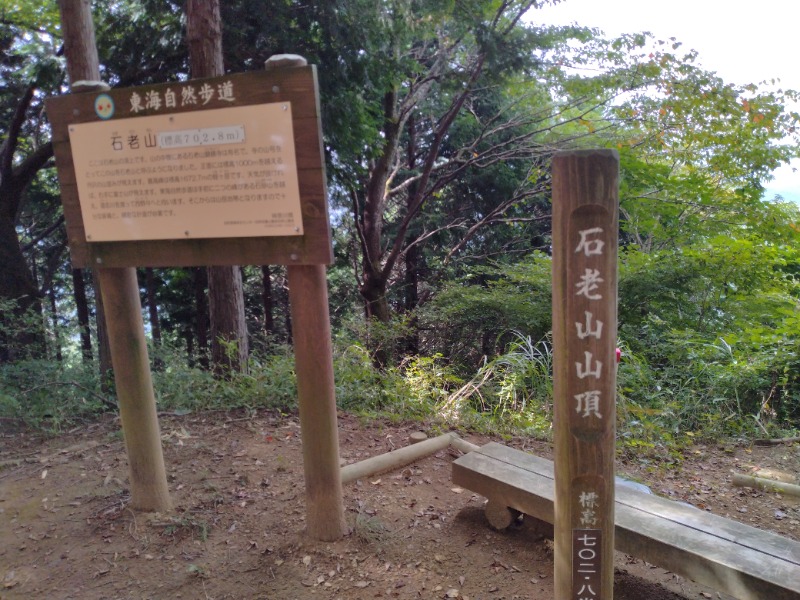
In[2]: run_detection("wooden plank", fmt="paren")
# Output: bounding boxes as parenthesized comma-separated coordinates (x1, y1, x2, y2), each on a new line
(613, 503, 800, 600)
(477, 443, 800, 565)
(453, 444, 800, 600)
(453, 450, 556, 523)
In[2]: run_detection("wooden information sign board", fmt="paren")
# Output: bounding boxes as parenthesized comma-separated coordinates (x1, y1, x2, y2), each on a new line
(551, 150, 619, 600)
(46, 67, 332, 268)
(45, 59, 348, 541)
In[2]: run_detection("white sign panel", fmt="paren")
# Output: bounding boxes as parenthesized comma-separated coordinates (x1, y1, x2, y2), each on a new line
(68, 102, 303, 242)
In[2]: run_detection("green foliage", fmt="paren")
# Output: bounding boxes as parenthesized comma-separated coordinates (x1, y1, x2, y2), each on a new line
(616, 201, 800, 442)
(0, 0, 61, 37)
(0, 358, 110, 431)
(330, 323, 461, 420)
(4, 0, 800, 455)
(420, 253, 552, 369)
(438, 332, 554, 437)
(332, 342, 409, 414)
(150, 343, 298, 413)
(94, 0, 185, 86)
(0, 297, 43, 362)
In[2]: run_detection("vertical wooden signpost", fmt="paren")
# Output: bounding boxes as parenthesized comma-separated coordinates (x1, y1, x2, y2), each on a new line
(46, 58, 347, 540)
(552, 150, 619, 600)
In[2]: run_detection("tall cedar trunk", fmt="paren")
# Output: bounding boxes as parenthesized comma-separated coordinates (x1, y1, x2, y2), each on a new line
(71, 268, 93, 362)
(186, 0, 248, 374)
(208, 267, 248, 374)
(56, 0, 112, 381)
(284, 275, 292, 346)
(144, 268, 163, 369)
(192, 267, 209, 369)
(57, 0, 111, 385)
(144, 268, 161, 346)
(403, 113, 420, 354)
(185, 331, 195, 366)
(91, 248, 113, 389)
(48, 286, 62, 361)
(261, 265, 274, 339)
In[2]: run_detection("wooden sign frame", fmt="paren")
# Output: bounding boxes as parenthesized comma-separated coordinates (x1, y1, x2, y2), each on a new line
(46, 67, 332, 268)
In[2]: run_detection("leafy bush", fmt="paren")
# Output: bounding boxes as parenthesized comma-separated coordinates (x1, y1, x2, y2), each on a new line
(333, 342, 408, 413)
(419, 254, 552, 370)
(0, 359, 111, 431)
(438, 332, 554, 437)
(151, 343, 298, 413)
(617, 230, 800, 440)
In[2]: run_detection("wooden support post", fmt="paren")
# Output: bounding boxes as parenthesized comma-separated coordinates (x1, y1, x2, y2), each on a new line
(97, 267, 171, 512)
(287, 264, 348, 541)
(552, 150, 619, 599)
(55, 0, 170, 514)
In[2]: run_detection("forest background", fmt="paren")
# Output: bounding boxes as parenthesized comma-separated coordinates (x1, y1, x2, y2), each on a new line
(2, 0, 800, 457)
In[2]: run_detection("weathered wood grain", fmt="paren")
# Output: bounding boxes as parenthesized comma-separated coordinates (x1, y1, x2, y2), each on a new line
(551, 150, 619, 599)
(453, 443, 800, 600)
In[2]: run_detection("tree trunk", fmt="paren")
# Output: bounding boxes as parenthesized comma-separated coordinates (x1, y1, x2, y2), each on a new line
(72, 268, 93, 362)
(186, 0, 249, 374)
(48, 286, 62, 362)
(360, 275, 391, 368)
(56, 0, 112, 380)
(361, 276, 391, 323)
(0, 82, 50, 361)
(144, 268, 161, 346)
(58, 0, 99, 81)
(57, 0, 171, 513)
(185, 330, 195, 367)
(262, 265, 274, 337)
(192, 267, 209, 369)
(284, 272, 293, 346)
(208, 266, 249, 374)
(91, 268, 113, 390)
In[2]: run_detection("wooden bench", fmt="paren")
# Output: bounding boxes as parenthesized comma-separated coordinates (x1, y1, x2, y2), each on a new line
(452, 442, 800, 600)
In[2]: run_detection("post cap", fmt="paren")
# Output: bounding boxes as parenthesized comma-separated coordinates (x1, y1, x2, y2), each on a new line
(264, 54, 308, 70)
(71, 80, 111, 93)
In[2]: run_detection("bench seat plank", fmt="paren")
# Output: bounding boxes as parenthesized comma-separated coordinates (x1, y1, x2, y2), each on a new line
(452, 442, 800, 600)
(476, 442, 800, 564)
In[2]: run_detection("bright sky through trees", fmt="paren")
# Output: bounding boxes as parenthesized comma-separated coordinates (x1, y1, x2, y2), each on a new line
(533, 0, 800, 202)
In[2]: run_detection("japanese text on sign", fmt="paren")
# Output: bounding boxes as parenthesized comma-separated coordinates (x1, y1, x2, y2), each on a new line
(69, 102, 303, 242)
(573, 227, 606, 420)
(573, 529, 602, 599)
(129, 81, 236, 114)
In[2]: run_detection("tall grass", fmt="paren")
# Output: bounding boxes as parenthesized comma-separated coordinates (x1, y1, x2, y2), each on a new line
(438, 332, 554, 436)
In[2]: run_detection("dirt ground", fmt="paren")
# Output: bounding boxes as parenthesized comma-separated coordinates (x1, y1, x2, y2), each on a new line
(1, 410, 798, 600)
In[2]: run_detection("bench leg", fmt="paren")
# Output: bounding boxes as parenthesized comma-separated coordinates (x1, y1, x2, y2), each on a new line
(485, 500, 521, 530)
(524, 515, 554, 540)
